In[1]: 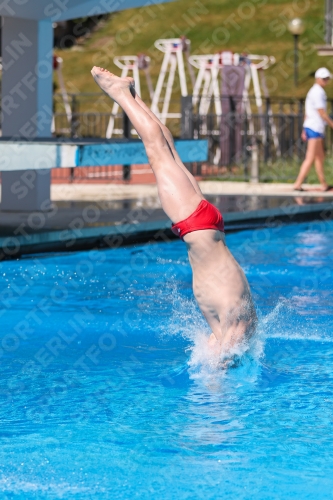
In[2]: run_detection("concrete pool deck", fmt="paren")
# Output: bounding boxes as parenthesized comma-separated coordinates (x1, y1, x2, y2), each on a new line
(0, 181, 332, 259)
(51, 181, 333, 201)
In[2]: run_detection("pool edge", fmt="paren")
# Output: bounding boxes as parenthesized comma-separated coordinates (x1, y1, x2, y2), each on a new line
(1, 201, 332, 260)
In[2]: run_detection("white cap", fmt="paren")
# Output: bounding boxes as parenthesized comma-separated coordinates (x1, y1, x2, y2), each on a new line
(315, 67, 332, 79)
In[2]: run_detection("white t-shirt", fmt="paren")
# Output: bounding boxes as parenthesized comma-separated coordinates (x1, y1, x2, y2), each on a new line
(303, 83, 327, 133)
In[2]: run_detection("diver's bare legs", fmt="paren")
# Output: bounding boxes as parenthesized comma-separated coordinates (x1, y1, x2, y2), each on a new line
(132, 91, 203, 197)
(91, 67, 202, 223)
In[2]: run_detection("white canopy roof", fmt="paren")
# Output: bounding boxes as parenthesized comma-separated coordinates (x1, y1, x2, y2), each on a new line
(0, 0, 173, 21)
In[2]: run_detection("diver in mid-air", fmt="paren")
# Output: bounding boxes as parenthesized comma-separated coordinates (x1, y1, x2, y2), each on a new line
(91, 66, 257, 363)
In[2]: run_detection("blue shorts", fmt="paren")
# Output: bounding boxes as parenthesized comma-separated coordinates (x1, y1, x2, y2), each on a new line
(304, 127, 324, 139)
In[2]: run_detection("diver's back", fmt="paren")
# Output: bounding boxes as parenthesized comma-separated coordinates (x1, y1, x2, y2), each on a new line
(185, 230, 256, 346)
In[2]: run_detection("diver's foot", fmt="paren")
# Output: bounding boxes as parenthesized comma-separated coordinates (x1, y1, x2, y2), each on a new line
(91, 67, 134, 98)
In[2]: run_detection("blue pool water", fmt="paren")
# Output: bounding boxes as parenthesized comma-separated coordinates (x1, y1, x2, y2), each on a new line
(1, 220, 333, 499)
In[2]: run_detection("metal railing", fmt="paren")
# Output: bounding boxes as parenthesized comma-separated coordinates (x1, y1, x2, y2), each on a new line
(28, 93, 333, 181)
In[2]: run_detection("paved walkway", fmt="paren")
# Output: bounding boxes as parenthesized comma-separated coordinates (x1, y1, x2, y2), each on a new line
(51, 181, 333, 201)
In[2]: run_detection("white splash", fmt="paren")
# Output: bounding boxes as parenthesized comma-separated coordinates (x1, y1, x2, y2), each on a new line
(161, 284, 264, 383)
(262, 297, 333, 343)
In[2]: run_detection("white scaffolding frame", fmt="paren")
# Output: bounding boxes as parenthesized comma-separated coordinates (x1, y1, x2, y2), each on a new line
(189, 51, 279, 155)
(191, 53, 221, 117)
(51, 56, 72, 134)
(189, 53, 274, 114)
(106, 54, 153, 138)
(247, 54, 280, 154)
(150, 37, 193, 124)
(54, 56, 72, 123)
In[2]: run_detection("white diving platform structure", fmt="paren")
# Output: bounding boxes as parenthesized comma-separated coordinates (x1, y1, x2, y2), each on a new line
(52, 55, 72, 131)
(106, 54, 154, 138)
(150, 37, 195, 124)
(189, 51, 276, 122)
(189, 50, 280, 164)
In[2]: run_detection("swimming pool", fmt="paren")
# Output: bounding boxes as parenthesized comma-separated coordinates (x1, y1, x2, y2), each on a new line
(1, 220, 333, 499)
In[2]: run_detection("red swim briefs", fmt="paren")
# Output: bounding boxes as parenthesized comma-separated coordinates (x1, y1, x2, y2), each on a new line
(171, 200, 224, 239)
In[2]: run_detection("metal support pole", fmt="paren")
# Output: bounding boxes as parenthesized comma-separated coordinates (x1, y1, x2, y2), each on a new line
(70, 94, 77, 182)
(70, 94, 79, 138)
(181, 95, 194, 174)
(298, 99, 304, 159)
(325, 0, 333, 45)
(181, 96, 193, 138)
(123, 111, 131, 181)
(264, 98, 270, 163)
(250, 141, 259, 183)
(294, 34, 299, 87)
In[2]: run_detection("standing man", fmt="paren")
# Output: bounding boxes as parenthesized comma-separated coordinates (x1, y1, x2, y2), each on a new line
(294, 67, 333, 191)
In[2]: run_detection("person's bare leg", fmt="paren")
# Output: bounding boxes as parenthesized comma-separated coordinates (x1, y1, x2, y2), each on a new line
(91, 67, 202, 222)
(133, 92, 203, 197)
(294, 139, 317, 189)
(314, 140, 328, 190)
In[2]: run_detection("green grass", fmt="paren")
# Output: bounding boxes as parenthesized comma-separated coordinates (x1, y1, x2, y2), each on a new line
(204, 156, 333, 184)
(264, 156, 333, 184)
(57, 0, 332, 101)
